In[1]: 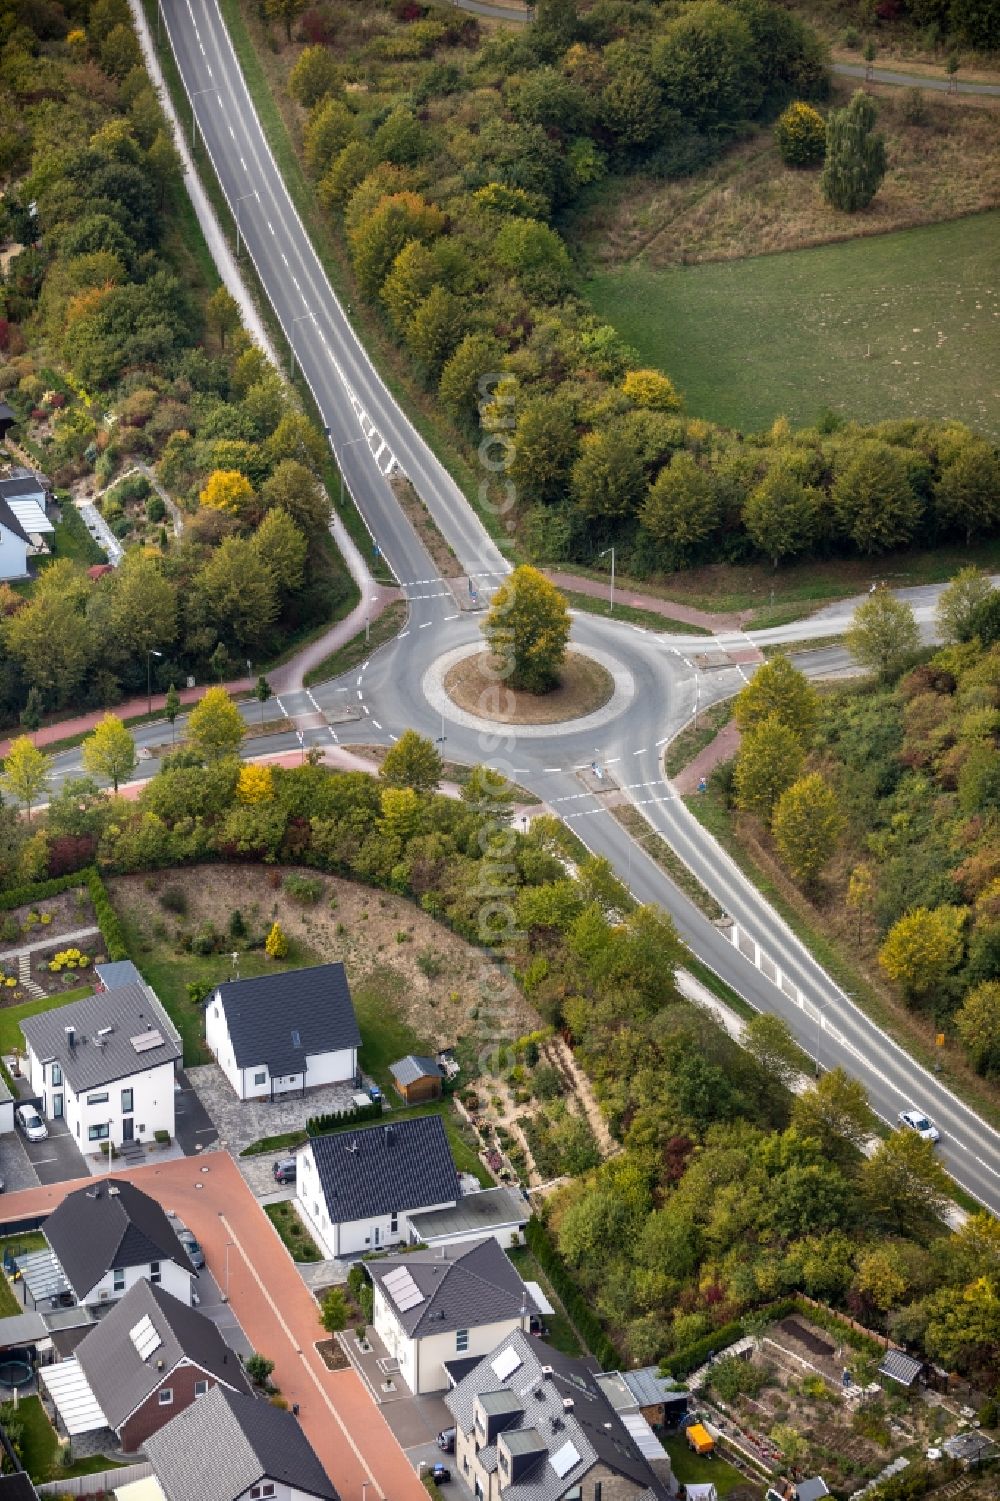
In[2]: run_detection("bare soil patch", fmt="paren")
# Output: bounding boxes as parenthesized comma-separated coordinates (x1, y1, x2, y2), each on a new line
(587, 82, 999, 270)
(390, 473, 459, 579)
(0, 887, 95, 957)
(112, 865, 539, 1055)
(444, 649, 613, 725)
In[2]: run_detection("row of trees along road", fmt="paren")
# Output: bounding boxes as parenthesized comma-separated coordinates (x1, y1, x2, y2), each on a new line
(276, 0, 997, 581)
(0, 2, 352, 725)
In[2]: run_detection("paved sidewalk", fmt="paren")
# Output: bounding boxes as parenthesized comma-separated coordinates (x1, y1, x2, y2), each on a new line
(671, 720, 742, 794)
(270, 583, 402, 694)
(0, 680, 252, 760)
(0, 924, 99, 961)
(544, 569, 746, 631)
(0, 1154, 428, 1501)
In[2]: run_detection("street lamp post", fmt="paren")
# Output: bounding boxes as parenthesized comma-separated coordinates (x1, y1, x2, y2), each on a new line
(190, 88, 214, 149)
(330, 433, 369, 511)
(296, 729, 305, 764)
(234, 191, 256, 259)
(147, 649, 163, 717)
(599, 547, 615, 614)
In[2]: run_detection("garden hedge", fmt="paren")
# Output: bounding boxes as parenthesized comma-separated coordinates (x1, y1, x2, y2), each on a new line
(524, 1217, 618, 1370)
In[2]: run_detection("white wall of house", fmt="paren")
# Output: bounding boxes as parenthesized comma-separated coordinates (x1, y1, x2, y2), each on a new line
(83, 1256, 192, 1309)
(411, 1222, 525, 1253)
(373, 1288, 528, 1394)
(0, 526, 28, 581)
(27, 1049, 175, 1155)
(295, 1145, 455, 1260)
(233, 1483, 328, 1501)
(0, 1098, 13, 1135)
(205, 992, 355, 1100)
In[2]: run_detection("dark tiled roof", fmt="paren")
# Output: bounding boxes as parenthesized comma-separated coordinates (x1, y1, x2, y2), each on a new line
(44, 1181, 194, 1299)
(77, 1279, 251, 1432)
(213, 964, 360, 1075)
(310, 1113, 458, 1224)
(446, 1330, 671, 1501)
(878, 1349, 923, 1386)
(145, 1384, 339, 1501)
(368, 1237, 528, 1337)
(390, 1055, 443, 1087)
(0, 1476, 39, 1501)
(20, 983, 180, 1093)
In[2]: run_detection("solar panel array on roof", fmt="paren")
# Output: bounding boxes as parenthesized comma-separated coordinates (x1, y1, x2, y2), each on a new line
(491, 1346, 522, 1382)
(130, 1029, 164, 1054)
(129, 1313, 162, 1361)
(383, 1265, 425, 1313)
(550, 1440, 581, 1478)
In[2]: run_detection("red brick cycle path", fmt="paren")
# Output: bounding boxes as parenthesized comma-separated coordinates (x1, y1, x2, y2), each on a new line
(0, 1152, 425, 1501)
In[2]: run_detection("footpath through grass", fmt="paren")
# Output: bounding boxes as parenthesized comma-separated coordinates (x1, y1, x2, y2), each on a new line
(586, 211, 999, 437)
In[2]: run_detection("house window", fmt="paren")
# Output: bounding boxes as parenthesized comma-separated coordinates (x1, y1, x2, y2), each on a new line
(456, 1329, 469, 1353)
(88, 1124, 109, 1141)
(51, 1064, 62, 1086)
(150, 1262, 161, 1285)
(158, 1389, 173, 1406)
(563, 1489, 582, 1501)
(250, 1487, 275, 1499)
(475, 1480, 485, 1501)
(121, 1088, 133, 1113)
(390, 1211, 398, 1233)
(594, 1485, 601, 1501)
(87, 1092, 109, 1105)
(463, 1458, 470, 1476)
(194, 1380, 208, 1397)
(500, 1453, 509, 1475)
(254, 1071, 267, 1085)
(113, 1269, 125, 1292)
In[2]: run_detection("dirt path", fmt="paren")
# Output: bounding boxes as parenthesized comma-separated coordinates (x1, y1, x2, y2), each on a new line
(542, 1037, 618, 1160)
(544, 569, 747, 631)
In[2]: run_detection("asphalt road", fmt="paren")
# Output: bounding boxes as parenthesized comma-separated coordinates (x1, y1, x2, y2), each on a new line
(146, 0, 1000, 1215)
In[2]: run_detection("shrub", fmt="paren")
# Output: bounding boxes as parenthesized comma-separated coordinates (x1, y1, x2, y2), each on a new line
(321, 1287, 349, 1333)
(159, 883, 188, 915)
(265, 921, 288, 959)
(532, 1064, 564, 1100)
(244, 1353, 275, 1389)
(282, 872, 324, 904)
(775, 101, 826, 166)
(146, 495, 166, 523)
(190, 922, 219, 957)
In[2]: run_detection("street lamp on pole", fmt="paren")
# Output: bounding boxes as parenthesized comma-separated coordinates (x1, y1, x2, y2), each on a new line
(296, 729, 305, 764)
(234, 190, 256, 259)
(598, 547, 615, 614)
(190, 88, 214, 149)
(330, 433, 369, 512)
(147, 649, 163, 717)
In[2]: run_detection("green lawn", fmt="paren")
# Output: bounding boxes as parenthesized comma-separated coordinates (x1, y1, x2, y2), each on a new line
(663, 1434, 759, 1498)
(0, 986, 92, 1058)
(7, 1394, 121, 1482)
(507, 1246, 583, 1358)
(586, 211, 999, 437)
(265, 1199, 322, 1262)
(0, 1232, 47, 1317)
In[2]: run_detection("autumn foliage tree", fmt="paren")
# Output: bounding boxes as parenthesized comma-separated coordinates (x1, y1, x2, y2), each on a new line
(734, 713, 804, 819)
(199, 469, 254, 515)
(774, 100, 826, 166)
(772, 772, 842, 887)
(878, 905, 967, 1002)
(187, 687, 244, 762)
(734, 655, 817, 742)
(484, 566, 570, 694)
(380, 730, 442, 794)
(81, 714, 137, 794)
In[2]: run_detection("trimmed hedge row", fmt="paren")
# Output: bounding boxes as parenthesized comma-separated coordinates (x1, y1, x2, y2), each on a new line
(307, 1098, 383, 1135)
(84, 867, 128, 961)
(524, 1217, 618, 1371)
(0, 871, 87, 911)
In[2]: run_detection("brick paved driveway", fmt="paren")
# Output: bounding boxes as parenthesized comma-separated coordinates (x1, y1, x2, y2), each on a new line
(186, 1062, 357, 1154)
(0, 1154, 425, 1501)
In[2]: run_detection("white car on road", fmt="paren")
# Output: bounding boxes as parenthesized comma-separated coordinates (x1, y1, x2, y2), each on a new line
(15, 1105, 48, 1142)
(898, 1108, 940, 1143)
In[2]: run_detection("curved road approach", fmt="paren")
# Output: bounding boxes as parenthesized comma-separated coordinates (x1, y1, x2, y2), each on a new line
(145, 0, 1000, 1217)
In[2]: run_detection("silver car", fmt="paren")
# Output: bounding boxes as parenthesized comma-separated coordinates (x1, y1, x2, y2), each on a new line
(15, 1105, 47, 1142)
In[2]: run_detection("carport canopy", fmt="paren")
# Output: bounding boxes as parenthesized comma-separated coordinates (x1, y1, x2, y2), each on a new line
(524, 1280, 554, 1316)
(40, 1356, 105, 1435)
(14, 1248, 72, 1307)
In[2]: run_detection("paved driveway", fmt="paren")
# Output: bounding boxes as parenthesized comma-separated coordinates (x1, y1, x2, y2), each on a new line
(186, 1062, 357, 1153)
(174, 1069, 219, 1156)
(20, 1120, 90, 1186)
(0, 1154, 426, 1501)
(0, 1129, 38, 1193)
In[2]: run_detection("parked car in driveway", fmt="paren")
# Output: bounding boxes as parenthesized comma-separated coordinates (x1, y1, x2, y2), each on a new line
(16, 1105, 47, 1142)
(273, 1157, 296, 1184)
(431, 1465, 451, 1484)
(898, 1108, 940, 1143)
(177, 1228, 205, 1269)
(437, 1428, 455, 1453)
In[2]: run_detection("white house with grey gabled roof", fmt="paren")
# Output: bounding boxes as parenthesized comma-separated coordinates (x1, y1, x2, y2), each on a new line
(205, 963, 360, 1101)
(367, 1237, 535, 1394)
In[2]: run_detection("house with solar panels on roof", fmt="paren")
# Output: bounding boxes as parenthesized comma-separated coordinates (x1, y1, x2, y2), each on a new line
(204, 963, 361, 1101)
(445, 1328, 676, 1501)
(366, 1237, 548, 1394)
(19, 982, 180, 1156)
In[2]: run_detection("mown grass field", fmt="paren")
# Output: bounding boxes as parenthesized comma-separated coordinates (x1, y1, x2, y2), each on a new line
(586, 211, 999, 436)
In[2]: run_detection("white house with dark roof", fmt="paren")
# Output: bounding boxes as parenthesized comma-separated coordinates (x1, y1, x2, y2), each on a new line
(368, 1237, 535, 1395)
(205, 963, 360, 1101)
(141, 1383, 339, 1501)
(296, 1113, 460, 1259)
(40, 1278, 251, 1451)
(20, 983, 180, 1155)
(446, 1329, 675, 1501)
(39, 1179, 196, 1310)
(0, 492, 32, 580)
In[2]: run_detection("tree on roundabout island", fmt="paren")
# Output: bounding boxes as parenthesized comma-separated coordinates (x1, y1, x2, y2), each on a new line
(483, 565, 570, 695)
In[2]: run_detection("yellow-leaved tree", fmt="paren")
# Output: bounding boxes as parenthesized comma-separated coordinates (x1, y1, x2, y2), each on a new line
(199, 469, 254, 515)
(237, 764, 274, 804)
(878, 905, 967, 1002)
(265, 921, 288, 960)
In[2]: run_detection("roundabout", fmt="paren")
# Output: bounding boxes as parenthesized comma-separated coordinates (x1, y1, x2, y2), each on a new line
(425, 640, 634, 738)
